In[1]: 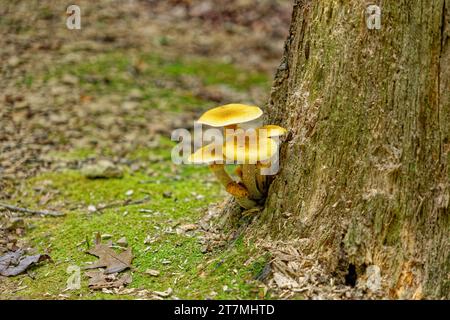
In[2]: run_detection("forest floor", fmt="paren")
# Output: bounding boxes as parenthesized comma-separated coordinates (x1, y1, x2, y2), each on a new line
(0, 0, 293, 299)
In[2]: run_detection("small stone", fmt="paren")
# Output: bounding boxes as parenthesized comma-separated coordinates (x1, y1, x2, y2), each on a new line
(122, 101, 138, 111)
(87, 205, 97, 212)
(200, 244, 209, 253)
(81, 160, 123, 179)
(61, 74, 79, 85)
(116, 237, 128, 247)
(8, 56, 20, 67)
(144, 269, 160, 277)
(162, 191, 172, 198)
(153, 287, 172, 297)
(273, 272, 299, 289)
(125, 190, 134, 196)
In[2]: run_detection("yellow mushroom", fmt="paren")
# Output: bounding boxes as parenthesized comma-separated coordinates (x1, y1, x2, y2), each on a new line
(197, 103, 263, 128)
(187, 142, 256, 209)
(226, 181, 257, 209)
(234, 166, 243, 179)
(223, 135, 278, 200)
(190, 105, 285, 208)
(188, 142, 231, 188)
(255, 124, 287, 194)
(257, 125, 287, 138)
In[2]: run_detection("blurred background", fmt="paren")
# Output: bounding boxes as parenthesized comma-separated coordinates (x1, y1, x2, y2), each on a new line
(1, 0, 292, 189)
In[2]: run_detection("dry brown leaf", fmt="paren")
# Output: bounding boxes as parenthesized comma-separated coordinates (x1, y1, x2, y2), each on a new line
(0, 249, 51, 276)
(85, 271, 132, 290)
(85, 234, 133, 274)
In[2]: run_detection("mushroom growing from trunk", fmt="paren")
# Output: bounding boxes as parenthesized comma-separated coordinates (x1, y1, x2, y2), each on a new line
(196, 103, 265, 202)
(226, 181, 257, 209)
(187, 142, 256, 209)
(197, 103, 263, 128)
(223, 135, 278, 201)
(254, 125, 287, 195)
(189, 103, 285, 208)
(188, 142, 232, 188)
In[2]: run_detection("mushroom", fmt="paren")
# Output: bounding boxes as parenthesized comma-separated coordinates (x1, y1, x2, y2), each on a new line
(187, 142, 256, 209)
(226, 181, 257, 209)
(190, 104, 284, 208)
(197, 103, 263, 128)
(254, 124, 287, 194)
(223, 135, 278, 200)
(197, 103, 264, 200)
(257, 125, 287, 138)
(234, 166, 243, 179)
(188, 142, 232, 188)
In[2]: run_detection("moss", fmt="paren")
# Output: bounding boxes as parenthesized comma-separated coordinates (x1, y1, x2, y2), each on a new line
(1, 29, 274, 299)
(161, 58, 269, 90)
(1, 152, 267, 299)
(43, 51, 269, 114)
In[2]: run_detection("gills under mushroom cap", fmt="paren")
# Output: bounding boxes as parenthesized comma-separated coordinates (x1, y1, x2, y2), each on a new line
(197, 104, 263, 127)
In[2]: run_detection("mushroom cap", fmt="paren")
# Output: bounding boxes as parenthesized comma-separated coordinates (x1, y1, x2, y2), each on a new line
(258, 125, 287, 137)
(197, 104, 263, 127)
(223, 136, 277, 163)
(188, 143, 224, 164)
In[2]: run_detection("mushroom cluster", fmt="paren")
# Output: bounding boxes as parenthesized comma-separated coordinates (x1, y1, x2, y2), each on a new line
(188, 104, 286, 209)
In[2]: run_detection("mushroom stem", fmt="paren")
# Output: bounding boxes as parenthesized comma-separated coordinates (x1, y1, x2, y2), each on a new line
(226, 182, 257, 209)
(255, 163, 267, 194)
(208, 163, 233, 188)
(235, 165, 243, 180)
(256, 176, 266, 194)
(242, 164, 263, 200)
(224, 124, 238, 140)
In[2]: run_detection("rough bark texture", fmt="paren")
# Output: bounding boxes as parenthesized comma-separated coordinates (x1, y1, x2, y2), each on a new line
(262, 0, 449, 298)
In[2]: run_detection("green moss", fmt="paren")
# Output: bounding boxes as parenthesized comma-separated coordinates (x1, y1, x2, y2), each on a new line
(43, 51, 268, 113)
(2, 32, 273, 299)
(1, 154, 266, 299)
(161, 58, 268, 90)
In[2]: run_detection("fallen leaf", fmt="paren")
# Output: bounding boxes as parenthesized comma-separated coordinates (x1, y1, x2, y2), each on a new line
(85, 234, 132, 274)
(273, 272, 299, 289)
(0, 249, 51, 276)
(85, 271, 132, 290)
(176, 224, 198, 234)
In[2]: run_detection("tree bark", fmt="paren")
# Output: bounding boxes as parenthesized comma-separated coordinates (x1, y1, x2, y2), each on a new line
(261, 0, 449, 299)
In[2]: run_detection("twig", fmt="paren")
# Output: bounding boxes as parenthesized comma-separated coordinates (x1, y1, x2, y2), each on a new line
(0, 202, 65, 217)
(96, 196, 151, 212)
